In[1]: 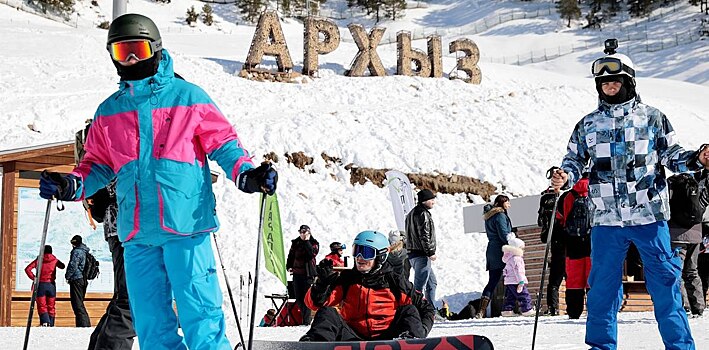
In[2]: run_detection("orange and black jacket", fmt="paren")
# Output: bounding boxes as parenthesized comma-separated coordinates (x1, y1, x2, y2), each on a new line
(305, 263, 434, 339)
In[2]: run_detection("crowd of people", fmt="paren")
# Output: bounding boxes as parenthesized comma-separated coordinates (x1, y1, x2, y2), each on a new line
(22, 11, 709, 350)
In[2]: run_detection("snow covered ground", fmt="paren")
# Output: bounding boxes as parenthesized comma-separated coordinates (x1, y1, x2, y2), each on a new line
(1, 0, 709, 348)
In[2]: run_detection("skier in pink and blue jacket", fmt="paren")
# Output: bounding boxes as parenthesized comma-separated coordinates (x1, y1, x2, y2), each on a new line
(38, 14, 277, 350)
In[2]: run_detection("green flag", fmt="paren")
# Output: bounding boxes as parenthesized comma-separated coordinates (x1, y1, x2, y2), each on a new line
(261, 193, 287, 286)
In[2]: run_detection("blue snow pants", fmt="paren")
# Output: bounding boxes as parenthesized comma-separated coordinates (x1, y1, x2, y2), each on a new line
(585, 221, 694, 350)
(123, 233, 231, 350)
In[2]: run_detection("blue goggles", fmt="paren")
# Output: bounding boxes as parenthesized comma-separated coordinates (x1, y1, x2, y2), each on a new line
(352, 244, 378, 260)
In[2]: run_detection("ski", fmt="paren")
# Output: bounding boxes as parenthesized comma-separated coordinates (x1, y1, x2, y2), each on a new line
(252, 335, 494, 350)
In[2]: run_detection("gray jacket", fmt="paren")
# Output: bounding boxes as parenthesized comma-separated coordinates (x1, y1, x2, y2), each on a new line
(65, 244, 89, 282)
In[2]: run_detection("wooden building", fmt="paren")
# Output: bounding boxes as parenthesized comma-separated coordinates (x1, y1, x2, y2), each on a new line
(0, 141, 111, 327)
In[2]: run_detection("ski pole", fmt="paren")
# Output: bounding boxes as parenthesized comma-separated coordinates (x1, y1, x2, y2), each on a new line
(212, 233, 246, 349)
(23, 200, 52, 350)
(246, 272, 251, 325)
(247, 194, 268, 350)
(532, 168, 566, 350)
(240, 275, 244, 325)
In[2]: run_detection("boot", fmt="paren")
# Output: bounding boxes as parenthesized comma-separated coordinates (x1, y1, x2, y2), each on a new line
(475, 296, 490, 319)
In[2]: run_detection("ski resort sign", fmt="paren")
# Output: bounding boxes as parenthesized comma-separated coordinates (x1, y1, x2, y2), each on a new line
(242, 11, 482, 84)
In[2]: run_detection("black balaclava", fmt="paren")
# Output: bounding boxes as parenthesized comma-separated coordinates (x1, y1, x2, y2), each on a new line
(595, 74, 636, 105)
(113, 50, 162, 81)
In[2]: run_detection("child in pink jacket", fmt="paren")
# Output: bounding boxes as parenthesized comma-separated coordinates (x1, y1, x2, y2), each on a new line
(501, 238, 534, 316)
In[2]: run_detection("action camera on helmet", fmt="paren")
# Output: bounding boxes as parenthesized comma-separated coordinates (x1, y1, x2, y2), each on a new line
(603, 38, 618, 55)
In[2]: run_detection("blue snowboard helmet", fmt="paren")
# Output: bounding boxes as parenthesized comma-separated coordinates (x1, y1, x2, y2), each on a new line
(352, 230, 389, 272)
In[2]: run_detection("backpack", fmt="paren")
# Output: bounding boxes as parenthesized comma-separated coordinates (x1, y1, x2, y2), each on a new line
(564, 190, 592, 237)
(668, 173, 708, 229)
(537, 189, 560, 243)
(83, 251, 100, 281)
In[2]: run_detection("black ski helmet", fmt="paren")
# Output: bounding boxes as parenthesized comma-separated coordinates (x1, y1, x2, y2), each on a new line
(107, 13, 162, 49)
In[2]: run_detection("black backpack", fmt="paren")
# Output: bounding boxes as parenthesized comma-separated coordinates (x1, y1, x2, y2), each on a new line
(83, 251, 100, 281)
(564, 190, 592, 237)
(668, 173, 708, 229)
(537, 189, 560, 243)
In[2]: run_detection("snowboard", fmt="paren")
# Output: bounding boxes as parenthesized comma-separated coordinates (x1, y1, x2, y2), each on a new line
(252, 334, 494, 350)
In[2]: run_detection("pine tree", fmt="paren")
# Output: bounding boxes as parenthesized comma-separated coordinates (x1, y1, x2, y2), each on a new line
(238, 0, 264, 23)
(628, 0, 654, 17)
(202, 4, 214, 26)
(36, 0, 74, 16)
(279, 0, 292, 18)
(186, 6, 199, 25)
(384, 0, 406, 20)
(557, 0, 581, 27)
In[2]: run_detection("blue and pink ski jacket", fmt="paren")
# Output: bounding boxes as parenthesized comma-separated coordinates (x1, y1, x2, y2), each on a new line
(71, 50, 254, 246)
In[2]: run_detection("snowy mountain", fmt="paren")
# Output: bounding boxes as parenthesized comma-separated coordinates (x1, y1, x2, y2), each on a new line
(1, 0, 709, 348)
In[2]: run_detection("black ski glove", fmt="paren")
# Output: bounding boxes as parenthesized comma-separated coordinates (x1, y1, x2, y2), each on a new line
(237, 162, 278, 195)
(39, 171, 81, 201)
(310, 259, 337, 306)
(315, 259, 337, 287)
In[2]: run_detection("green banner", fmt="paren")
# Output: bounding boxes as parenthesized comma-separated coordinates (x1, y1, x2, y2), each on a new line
(262, 193, 287, 286)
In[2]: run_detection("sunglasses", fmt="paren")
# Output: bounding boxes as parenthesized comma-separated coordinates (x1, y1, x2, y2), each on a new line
(108, 39, 159, 62)
(299, 230, 310, 234)
(591, 57, 635, 77)
(352, 244, 378, 260)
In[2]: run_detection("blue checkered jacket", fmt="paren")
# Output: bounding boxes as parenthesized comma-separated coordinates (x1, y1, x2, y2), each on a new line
(561, 96, 702, 227)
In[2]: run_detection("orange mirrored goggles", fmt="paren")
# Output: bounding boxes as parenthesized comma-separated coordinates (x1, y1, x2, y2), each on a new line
(108, 39, 158, 62)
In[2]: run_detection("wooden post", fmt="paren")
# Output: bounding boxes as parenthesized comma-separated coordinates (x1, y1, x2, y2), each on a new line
(0, 163, 16, 326)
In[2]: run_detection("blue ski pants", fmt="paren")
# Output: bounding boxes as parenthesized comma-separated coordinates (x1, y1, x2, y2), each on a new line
(123, 233, 231, 350)
(585, 221, 694, 350)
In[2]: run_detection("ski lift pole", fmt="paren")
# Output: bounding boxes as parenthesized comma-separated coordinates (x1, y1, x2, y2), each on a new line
(247, 194, 268, 350)
(22, 200, 53, 350)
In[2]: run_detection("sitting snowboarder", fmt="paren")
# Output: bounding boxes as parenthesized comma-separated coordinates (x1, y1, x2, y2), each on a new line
(300, 230, 435, 341)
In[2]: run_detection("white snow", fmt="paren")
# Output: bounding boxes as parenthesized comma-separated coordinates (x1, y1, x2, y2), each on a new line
(1, 0, 709, 348)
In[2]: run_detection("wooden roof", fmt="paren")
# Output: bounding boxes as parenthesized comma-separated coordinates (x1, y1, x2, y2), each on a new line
(0, 141, 74, 164)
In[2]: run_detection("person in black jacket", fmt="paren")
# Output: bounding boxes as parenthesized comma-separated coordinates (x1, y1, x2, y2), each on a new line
(286, 224, 320, 325)
(66, 235, 91, 327)
(88, 180, 137, 349)
(668, 170, 709, 317)
(405, 189, 438, 308)
(300, 230, 434, 341)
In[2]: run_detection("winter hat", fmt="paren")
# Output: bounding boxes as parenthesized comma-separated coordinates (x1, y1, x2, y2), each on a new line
(508, 237, 525, 249)
(417, 189, 436, 203)
(70, 235, 82, 246)
(299, 224, 310, 232)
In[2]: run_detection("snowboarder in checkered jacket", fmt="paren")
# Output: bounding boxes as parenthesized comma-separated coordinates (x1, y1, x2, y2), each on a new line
(551, 42, 709, 350)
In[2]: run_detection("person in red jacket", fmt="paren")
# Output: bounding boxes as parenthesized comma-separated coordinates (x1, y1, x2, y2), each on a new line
(555, 174, 592, 319)
(322, 242, 346, 267)
(24, 245, 65, 326)
(300, 230, 434, 341)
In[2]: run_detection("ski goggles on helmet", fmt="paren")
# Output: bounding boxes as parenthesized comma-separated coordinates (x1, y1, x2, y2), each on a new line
(352, 244, 378, 260)
(591, 57, 635, 77)
(108, 39, 159, 62)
